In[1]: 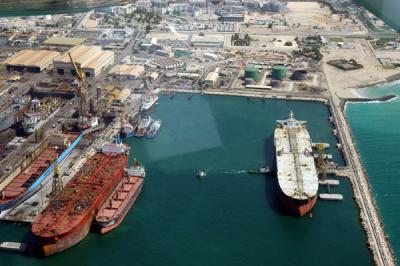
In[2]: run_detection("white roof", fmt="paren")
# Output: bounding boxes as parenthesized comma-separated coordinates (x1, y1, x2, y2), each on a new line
(274, 114, 318, 200)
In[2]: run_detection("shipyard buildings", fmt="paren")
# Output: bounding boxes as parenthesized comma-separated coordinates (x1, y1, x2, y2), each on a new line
(54, 45, 114, 78)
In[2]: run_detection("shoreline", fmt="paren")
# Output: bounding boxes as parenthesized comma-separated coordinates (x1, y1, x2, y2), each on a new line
(160, 87, 396, 265)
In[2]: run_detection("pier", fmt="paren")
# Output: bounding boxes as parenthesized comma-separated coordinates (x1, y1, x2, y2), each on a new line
(324, 66, 396, 265)
(319, 194, 343, 201)
(0, 242, 26, 252)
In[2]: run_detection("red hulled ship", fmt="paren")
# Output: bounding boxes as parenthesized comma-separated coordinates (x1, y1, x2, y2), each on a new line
(95, 160, 145, 234)
(31, 139, 129, 256)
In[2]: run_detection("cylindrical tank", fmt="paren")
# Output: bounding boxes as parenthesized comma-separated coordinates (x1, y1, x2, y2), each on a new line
(291, 69, 308, 81)
(272, 65, 287, 80)
(244, 66, 260, 81)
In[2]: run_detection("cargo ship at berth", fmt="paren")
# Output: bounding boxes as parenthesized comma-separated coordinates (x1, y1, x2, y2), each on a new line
(95, 160, 145, 234)
(31, 138, 130, 256)
(274, 111, 318, 216)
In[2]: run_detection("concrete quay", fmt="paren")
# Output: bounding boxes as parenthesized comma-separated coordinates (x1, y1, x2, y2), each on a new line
(324, 72, 396, 264)
(162, 87, 396, 265)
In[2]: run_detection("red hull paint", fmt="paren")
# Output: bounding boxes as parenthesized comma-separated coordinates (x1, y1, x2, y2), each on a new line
(96, 177, 143, 234)
(277, 185, 317, 216)
(32, 153, 128, 256)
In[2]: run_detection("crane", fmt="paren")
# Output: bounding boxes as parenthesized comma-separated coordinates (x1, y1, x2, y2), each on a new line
(68, 52, 89, 124)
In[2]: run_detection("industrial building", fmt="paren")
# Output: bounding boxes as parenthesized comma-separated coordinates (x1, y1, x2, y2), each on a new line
(204, 71, 219, 87)
(111, 88, 131, 106)
(151, 57, 184, 69)
(4, 49, 61, 73)
(191, 35, 224, 48)
(43, 37, 87, 47)
(109, 64, 145, 79)
(54, 45, 114, 78)
(219, 13, 244, 22)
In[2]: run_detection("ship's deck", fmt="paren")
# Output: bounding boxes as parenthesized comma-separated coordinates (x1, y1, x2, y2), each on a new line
(274, 125, 318, 200)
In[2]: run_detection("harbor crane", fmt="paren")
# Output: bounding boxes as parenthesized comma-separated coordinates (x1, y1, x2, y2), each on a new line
(68, 52, 89, 120)
(68, 53, 98, 129)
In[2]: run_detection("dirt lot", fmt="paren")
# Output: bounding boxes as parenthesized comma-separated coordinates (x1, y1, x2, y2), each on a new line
(323, 39, 399, 98)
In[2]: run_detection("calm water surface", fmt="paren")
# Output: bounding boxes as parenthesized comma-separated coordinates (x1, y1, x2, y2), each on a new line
(0, 94, 372, 266)
(347, 83, 400, 259)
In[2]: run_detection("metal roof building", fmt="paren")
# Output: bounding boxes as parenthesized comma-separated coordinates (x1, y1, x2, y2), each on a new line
(43, 37, 87, 47)
(54, 45, 114, 78)
(3, 49, 61, 73)
(205, 71, 219, 86)
(109, 64, 145, 79)
(191, 35, 224, 48)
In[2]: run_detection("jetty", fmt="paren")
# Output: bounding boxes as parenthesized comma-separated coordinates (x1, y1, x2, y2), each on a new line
(319, 194, 343, 201)
(324, 66, 396, 266)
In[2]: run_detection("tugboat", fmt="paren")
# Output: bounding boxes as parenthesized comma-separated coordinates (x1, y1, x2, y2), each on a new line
(197, 170, 207, 178)
(248, 167, 271, 175)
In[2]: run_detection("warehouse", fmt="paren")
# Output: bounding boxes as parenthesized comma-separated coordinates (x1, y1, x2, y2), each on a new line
(151, 57, 184, 69)
(204, 71, 219, 87)
(191, 35, 224, 48)
(43, 37, 87, 47)
(54, 45, 114, 78)
(112, 88, 131, 106)
(109, 64, 145, 79)
(4, 49, 60, 73)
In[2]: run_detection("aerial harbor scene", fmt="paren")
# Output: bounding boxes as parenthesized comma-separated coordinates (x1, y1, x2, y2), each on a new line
(0, 0, 399, 265)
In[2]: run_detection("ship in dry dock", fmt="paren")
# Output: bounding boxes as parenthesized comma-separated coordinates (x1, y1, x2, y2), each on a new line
(274, 111, 318, 216)
(0, 133, 77, 207)
(31, 139, 130, 256)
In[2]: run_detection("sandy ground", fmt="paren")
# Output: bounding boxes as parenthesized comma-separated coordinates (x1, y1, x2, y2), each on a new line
(84, 19, 99, 28)
(251, 35, 298, 50)
(285, 2, 353, 29)
(323, 39, 400, 98)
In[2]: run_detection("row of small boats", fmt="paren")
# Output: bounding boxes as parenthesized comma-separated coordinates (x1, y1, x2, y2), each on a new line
(121, 117, 162, 139)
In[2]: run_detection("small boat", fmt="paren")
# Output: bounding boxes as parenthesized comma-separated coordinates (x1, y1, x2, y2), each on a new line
(197, 170, 207, 178)
(145, 120, 162, 139)
(135, 117, 152, 138)
(248, 167, 271, 175)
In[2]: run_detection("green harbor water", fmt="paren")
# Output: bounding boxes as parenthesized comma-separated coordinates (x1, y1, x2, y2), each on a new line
(346, 82, 400, 260)
(0, 94, 372, 266)
(356, 0, 400, 31)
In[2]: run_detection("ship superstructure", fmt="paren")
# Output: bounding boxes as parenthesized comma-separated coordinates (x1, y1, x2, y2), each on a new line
(0, 96, 30, 132)
(274, 111, 318, 216)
